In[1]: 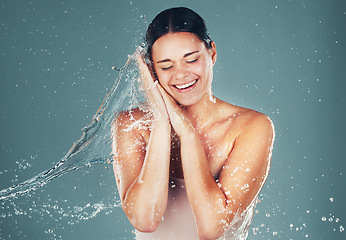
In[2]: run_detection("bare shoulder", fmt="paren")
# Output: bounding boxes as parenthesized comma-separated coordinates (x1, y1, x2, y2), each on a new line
(217, 99, 274, 140)
(112, 108, 152, 147)
(234, 108, 274, 147)
(114, 108, 151, 131)
(239, 108, 273, 134)
(114, 107, 147, 125)
(112, 108, 150, 162)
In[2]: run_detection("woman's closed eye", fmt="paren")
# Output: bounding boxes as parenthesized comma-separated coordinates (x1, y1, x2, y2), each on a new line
(161, 64, 173, 70)
(157, 56, 199, 70)
(186, 57, 199, 63)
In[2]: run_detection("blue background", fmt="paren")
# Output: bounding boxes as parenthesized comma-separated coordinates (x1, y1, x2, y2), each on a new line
(1, 0, 345, 239)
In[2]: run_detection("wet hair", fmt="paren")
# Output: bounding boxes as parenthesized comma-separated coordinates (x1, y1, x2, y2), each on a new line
(145, 7, 212, 61)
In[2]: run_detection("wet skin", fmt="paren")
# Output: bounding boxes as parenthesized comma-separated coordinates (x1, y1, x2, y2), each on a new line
(112, 32, 274, 239)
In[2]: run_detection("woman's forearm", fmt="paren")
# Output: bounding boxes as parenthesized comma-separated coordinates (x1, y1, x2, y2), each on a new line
(123, 119, 171, 232)
(180, 131, 232, 239)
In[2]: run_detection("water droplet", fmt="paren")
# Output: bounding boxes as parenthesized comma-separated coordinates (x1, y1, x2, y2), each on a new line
(112, 66, 121, 71)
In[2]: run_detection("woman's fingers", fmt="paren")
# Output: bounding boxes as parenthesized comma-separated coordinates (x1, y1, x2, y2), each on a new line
(156, 84, 193, 135)
(136, 55, 152, 86)
(156, 84, 177, 111)
(137, 54, 169, 120)
(137, 54, 159, 96)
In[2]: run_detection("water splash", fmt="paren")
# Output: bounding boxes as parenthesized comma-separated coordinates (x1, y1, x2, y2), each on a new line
(0, 50, 147, 201)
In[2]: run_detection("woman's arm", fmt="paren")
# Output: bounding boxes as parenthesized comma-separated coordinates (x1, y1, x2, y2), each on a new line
(112, 114, 171, 232)
(180, 114, 274, 240)
(158, 87, 274, 239)
(112, 55, 172, 232)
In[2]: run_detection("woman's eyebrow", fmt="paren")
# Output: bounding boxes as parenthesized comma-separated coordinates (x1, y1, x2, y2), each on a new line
(156, 59, 172, 64)
(184, 50, 199, 58)
(156, 51, 200, 64)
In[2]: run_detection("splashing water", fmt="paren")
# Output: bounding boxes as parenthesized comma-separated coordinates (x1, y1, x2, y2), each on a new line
(1, 49, 343, 239)
(0, 50, 147, 202)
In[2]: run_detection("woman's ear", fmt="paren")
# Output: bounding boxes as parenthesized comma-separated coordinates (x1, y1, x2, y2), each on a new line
(209, 41, 217, 65)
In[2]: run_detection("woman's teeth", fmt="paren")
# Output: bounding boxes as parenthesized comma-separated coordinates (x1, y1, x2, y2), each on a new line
(175, 80, 197, 90)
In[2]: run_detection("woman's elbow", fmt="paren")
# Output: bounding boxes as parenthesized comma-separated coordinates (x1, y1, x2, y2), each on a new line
(197, 215, 236, 240)
(130, 216, 160, 233)
(122, 205, 161, 233)
(198, 229, 224, 240)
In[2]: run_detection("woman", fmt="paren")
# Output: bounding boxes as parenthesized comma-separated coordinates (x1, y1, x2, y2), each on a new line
(112, 7, 274, 240)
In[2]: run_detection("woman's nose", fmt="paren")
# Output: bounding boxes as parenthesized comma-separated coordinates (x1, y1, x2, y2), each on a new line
(173, 63, 188, 80)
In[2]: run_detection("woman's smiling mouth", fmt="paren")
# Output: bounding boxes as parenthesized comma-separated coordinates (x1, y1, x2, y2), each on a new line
(174, 79, 198, 90)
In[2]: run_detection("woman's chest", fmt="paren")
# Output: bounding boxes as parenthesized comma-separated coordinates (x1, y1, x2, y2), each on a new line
(169, 121, 238, 178)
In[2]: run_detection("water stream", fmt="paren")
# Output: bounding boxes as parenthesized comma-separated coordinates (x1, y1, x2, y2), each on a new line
(0, 51, 146, 202)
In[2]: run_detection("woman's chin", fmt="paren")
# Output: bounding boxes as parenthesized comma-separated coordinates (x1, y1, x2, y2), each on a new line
(175, 97, 201, 108)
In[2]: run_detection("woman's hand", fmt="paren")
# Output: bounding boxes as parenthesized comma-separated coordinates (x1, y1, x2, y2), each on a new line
(156, 84, 195, 137)
(137, 53, 193, 136)
(137, 54, 169, 121)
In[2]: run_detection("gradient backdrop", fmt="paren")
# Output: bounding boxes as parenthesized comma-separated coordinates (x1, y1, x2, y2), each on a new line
(1, 0, 345, 239)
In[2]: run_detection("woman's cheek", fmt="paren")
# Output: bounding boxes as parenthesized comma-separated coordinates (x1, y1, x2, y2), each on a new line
(190, 63, 204, 77)
(157, 72, 170, 87)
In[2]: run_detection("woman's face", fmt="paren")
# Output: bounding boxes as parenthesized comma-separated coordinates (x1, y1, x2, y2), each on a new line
(151, 32, 217, 106)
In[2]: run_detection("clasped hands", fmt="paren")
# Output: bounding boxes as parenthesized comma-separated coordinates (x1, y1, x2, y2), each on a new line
(136, 53, 194, 137)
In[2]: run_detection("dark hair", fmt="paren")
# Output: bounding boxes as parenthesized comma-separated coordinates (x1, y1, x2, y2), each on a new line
(145, 7, 212, 61)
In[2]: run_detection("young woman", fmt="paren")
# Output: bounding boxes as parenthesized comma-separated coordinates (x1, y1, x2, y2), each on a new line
(112, 7, 274, 240)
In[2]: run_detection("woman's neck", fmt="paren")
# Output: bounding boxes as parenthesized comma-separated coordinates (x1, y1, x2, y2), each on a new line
(183, 91, 220, 130)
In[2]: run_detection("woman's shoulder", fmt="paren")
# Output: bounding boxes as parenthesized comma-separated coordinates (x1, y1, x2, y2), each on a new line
(113, 107, 152, 134)
(115, 107, 148, 121)
(217, 99, 274, 136)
